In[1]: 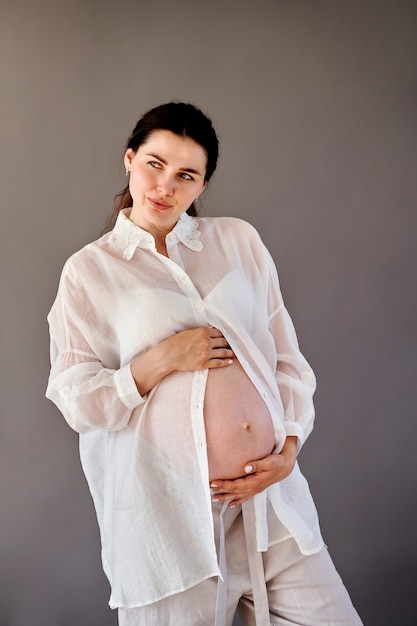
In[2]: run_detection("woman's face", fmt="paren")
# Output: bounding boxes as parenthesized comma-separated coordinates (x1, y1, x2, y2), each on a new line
(124, 129, 207, 235)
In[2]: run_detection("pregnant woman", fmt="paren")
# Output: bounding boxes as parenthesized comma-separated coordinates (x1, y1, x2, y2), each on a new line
(46, 102, 362, 625)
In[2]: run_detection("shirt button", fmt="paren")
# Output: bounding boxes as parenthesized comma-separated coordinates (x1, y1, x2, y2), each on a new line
(263, 392, 268, 399)
(194, 302, 202, 309)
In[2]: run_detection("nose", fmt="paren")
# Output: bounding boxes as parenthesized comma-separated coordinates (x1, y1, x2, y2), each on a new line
(157, 173, 175, 196)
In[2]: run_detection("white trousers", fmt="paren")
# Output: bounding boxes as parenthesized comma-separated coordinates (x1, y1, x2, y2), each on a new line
(118, 500, 363, 626)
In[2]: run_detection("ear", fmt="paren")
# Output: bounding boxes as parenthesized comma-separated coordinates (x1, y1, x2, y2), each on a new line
(124, 148, 135, 171)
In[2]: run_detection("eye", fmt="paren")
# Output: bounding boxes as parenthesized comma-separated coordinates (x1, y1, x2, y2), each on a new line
(179, 172, 194, 181)
(148, 161, 162, 169)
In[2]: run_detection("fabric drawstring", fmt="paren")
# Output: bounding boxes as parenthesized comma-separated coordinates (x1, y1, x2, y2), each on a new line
(214, 500, 271, 626)
(214, 501, 229, 626)
(242, 499, 271, 625)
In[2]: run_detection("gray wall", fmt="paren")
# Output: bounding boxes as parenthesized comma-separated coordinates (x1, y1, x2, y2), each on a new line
(1, 1, 416, 625)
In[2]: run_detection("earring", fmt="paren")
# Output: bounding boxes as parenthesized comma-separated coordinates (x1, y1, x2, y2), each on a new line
(125, 167, 129, 177)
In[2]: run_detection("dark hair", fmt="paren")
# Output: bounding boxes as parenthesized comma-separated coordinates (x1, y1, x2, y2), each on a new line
(108, 102, 219, 229)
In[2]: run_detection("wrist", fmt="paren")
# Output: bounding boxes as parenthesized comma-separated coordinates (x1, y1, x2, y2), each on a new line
(281, 435, 298, 463)
(130, 340, 175, 395)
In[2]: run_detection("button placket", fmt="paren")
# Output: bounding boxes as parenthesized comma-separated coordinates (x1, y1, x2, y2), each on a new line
(176, 272, 205, 320)
(190, 370, 210, 485)
(160, 256, 207, 324)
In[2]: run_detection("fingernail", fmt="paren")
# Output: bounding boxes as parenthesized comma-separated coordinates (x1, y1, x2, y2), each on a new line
(210, 483, 218, 488)
(245, 465, 253, 473)
(227, 360, 233, 364)
(212, 498, 220, 502)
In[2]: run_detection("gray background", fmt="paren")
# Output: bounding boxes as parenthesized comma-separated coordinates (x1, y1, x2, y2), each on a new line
(1, 1, 416, 625)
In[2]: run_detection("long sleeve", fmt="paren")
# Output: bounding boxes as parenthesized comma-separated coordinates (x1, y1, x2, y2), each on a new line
(265, 250, 316, 448)
(46, 258, 145, 434)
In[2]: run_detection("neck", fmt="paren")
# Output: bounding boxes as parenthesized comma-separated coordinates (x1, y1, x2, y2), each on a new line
(128, 209, 175, 254)
(154, 237, 168, 257)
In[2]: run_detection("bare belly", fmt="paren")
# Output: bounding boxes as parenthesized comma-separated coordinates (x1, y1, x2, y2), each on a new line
(204, 360, 275, 481)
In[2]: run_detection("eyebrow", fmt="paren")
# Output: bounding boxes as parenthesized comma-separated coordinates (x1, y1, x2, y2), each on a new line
(146, 152, 203, 176)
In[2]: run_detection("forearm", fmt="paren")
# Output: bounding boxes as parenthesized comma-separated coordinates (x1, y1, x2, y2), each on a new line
(46, 361, 143, 433)
(130, 327, 235, 396)
(130, 338, 175, 396)
(279, 435, 298, 463)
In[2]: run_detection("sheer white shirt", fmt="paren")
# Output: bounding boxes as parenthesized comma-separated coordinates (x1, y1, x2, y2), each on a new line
(46, 209, 323, 609)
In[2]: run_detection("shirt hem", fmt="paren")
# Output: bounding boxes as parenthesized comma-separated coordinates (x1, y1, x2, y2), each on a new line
(108, 568, 221, 610)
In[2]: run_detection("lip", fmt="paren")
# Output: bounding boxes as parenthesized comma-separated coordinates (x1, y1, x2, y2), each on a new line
(148, 197, 173, 210)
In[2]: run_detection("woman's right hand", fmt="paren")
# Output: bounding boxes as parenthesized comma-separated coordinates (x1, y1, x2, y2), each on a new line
(130, 327, 234, 396)
(164, 327, 235, 372)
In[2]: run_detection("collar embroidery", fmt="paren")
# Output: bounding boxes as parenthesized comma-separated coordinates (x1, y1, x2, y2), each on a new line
(113, 209, 203, 260)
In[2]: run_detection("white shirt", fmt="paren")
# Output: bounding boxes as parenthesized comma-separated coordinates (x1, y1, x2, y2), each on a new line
(46, 209, 323, 609)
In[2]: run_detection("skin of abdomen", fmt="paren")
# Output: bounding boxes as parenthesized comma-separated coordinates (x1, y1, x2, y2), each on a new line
(204, 360, 275, 481)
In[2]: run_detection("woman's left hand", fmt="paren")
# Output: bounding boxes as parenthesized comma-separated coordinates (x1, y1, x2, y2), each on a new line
(210, 436, 298, 507)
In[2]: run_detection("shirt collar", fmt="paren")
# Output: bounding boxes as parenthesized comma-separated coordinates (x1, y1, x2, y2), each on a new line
(113, 209, 203, 260)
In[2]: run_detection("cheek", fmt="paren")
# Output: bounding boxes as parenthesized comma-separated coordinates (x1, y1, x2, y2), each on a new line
(130, 169, 153, 195)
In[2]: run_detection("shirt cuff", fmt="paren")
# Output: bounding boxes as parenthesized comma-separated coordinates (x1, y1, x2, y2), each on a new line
(283, 421, 305, 451)
(114, 363, 145, 410)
